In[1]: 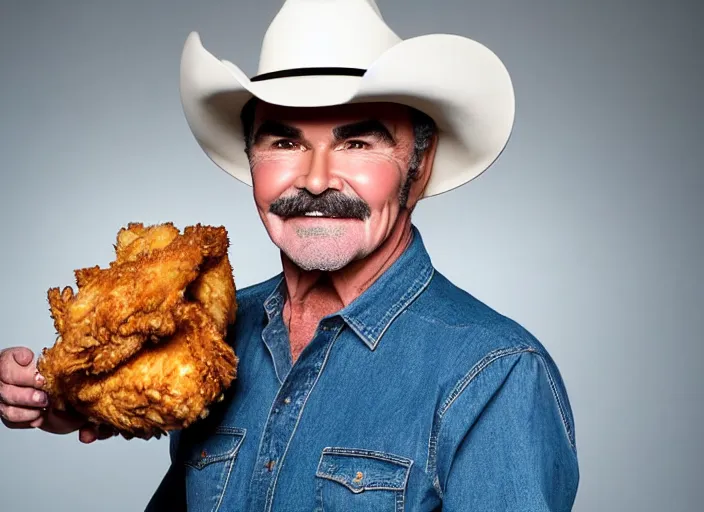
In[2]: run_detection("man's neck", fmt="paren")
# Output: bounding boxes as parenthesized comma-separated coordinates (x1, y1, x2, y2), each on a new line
(281, 215, 414, 361)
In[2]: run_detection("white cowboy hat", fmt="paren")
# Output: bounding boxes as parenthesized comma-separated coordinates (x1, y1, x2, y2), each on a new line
(180, 0, 515, 197)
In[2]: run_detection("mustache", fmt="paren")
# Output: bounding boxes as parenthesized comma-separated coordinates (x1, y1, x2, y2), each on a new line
(269, 190, 371, 220)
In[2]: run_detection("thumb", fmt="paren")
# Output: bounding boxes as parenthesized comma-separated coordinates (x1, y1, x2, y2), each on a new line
(79, 425, 98, 444)
(11, 347, 34, 367)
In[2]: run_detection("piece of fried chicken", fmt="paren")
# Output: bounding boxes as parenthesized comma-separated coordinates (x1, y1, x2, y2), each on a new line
(43, 224, 229, 377)
(112, 222, 237, 334)
(55, 303, 237, 437)
(112, 223, 237, 333)
(38, 223, 238, 438)
(113, 222, 181, 264)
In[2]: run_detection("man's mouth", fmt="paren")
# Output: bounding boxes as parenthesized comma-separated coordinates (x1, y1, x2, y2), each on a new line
(269, 190, 371, 221)
(299, 211, 345, 218)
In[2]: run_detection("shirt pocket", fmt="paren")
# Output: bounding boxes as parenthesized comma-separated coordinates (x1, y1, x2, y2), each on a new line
(315, 447, 413, 512)
(182, 426, 246, 512)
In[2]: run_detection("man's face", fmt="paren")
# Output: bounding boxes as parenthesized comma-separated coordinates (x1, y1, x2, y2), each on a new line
(248, 101, 424, 272)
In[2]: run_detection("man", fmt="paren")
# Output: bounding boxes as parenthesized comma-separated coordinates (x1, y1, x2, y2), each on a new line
(0, 0, 578, 510)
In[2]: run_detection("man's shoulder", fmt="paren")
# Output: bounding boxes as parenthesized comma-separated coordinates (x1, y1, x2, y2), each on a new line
(403, 269, 570, 401)
(409, 269, 545, 354)
(409, 270, 576, 448)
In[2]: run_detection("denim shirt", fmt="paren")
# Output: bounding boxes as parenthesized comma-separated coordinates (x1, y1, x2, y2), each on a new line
(146, 227, 579, 511)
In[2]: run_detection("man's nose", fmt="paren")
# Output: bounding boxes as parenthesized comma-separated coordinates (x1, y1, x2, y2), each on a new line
(294, 150, 343, 195)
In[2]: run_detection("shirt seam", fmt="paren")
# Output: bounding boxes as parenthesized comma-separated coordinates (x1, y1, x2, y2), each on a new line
(533, 352, 577, 451)
(426, 346, 528, 497)
(213, 429, 247, 512)
(426, 345, 576, 498)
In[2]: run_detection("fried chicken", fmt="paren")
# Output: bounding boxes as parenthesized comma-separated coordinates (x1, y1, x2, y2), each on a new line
(187, 250, 237, 333)
(38, 223, 238, 438)
(54, 303, 236, 437)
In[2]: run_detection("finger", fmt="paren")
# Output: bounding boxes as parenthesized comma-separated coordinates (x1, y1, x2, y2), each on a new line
(1, 417, 36, 430)
(79, 425, 99, 444)
(0, 350, 38, 387)
(37, 408, 87, 435)
(12, 348, 34, 367)
(0, 404, 42, 424)
(0, 383, 48, 408)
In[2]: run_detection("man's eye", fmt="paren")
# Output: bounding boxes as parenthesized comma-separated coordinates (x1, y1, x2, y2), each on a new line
(273, 140, 299, 150)
(345, 140, 369, 150)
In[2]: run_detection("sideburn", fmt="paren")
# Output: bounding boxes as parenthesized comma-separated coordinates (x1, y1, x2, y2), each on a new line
(399, 173, 415, 209)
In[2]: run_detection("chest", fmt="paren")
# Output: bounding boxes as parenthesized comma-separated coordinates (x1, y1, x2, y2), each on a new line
(285, 299, 340, 362)
(177, 322, 442, 512)
(287, 317, 316, 362)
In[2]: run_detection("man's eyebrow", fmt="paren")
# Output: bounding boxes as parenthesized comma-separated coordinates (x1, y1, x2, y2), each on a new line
(253, 120, 303, 144)
(332, 120, 396, 145)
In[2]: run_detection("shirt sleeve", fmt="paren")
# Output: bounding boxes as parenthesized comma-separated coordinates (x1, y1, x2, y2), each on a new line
(144, 431, 187, 512)
(438, 350, 579, 511)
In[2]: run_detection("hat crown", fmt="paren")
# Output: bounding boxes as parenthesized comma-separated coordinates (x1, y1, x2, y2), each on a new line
(257, 0, 402, 75)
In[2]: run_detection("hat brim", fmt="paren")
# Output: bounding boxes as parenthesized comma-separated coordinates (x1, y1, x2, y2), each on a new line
(180, 31, 515, 197)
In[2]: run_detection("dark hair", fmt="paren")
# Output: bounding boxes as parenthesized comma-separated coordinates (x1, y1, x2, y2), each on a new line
(240, 97, 437, 207)
(401, 107, 436, 207)
(240, 96, 259, 158)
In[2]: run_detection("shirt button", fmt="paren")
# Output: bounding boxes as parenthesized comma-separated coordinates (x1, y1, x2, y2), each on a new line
(265, 459, 277, 472)
(283, 397, 292, 405)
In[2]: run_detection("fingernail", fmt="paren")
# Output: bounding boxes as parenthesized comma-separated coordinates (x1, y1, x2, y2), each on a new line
(33, 390, 47, 405)
(35, 374, 45, 386)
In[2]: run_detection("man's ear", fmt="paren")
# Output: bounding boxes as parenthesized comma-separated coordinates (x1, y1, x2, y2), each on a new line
(406, 133, 439, 209)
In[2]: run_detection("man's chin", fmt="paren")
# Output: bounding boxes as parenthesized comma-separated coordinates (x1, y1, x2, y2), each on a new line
(271, 218, 371, 272)
(283, 250, 354, 272)
(295, 260, 349, 272)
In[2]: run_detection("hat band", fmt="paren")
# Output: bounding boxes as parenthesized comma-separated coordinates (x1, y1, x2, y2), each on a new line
(250, 67, 366, 82)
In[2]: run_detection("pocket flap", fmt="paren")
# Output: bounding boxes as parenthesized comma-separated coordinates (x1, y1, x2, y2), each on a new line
(184, 426, 246, 470)
(316, 447, 413, 494)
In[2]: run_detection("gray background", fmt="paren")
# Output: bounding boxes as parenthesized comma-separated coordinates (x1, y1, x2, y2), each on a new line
(0, 0, 701, 510)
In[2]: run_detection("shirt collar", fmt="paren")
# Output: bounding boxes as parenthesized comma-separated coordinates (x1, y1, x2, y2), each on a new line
(263, 225, 435, 350)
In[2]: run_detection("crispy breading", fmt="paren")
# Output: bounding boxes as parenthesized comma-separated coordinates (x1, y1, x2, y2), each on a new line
(43, 224, 228, 376)
(58, 303, 236, 437)
(38, 223, 238, 438)
(187, 252, 237, 334)
(114, 222, 181, 263)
